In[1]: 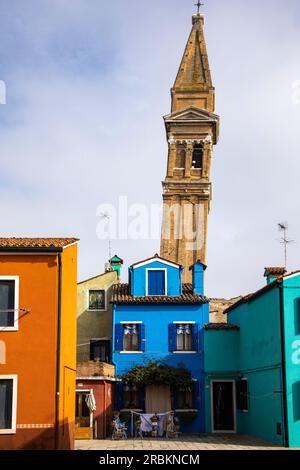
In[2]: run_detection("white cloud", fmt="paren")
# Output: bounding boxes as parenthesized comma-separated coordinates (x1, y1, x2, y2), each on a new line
(1, 0, 300, 297)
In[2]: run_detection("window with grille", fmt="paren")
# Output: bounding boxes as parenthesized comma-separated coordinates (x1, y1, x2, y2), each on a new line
(88, 290, 105, 311)
(176, 324, 193, 351)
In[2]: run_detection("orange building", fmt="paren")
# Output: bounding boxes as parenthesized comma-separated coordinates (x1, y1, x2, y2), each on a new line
(0, 238, 78, 450)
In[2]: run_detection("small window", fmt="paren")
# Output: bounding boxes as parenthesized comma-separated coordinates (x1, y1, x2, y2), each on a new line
(90, 340, 110, 363)
(123, 324, 140, 352)
(176, 324, 193, 351)
(88, 290, 105, 311)
(0, 378, 15, 432)
(192, 145, 203, 169)
(236, 379, 249, 412)
(147, 270, 166, 296)
(0, 280, 16, 328)
(176, 387, 194, 410)
(123, 385, 139, 409)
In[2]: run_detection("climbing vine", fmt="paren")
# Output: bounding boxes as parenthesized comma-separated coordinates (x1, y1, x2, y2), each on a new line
(121, 359, 193, 390)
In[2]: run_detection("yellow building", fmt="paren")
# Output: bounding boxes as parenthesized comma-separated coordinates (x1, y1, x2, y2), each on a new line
(76, 257, 122, 440)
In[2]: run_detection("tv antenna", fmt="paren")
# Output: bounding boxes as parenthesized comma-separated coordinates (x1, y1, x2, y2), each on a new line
(100, 212, 112, 265)
(278, 222, 294, 268)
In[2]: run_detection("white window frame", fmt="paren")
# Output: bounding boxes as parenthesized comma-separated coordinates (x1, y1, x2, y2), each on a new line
(121, 322, 142, 354)
(87, 288, 106, 312)
(210, 380, 237, 434)
(145, 268, 167, 296)
(0, 375, 18, 434)
(173, 322, 195, 353)
(75, 389, 94, 428)
(0, 276, 19, 332)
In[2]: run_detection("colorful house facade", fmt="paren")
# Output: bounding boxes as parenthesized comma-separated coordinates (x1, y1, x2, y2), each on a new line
(111, 255, 209, 433)
(76, 257, 123, 440)
(0, 238, 78, 450)
(204, 267, 300, 448)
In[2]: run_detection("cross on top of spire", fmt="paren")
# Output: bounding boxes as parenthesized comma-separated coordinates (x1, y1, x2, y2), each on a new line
(195, 1, 204, 15)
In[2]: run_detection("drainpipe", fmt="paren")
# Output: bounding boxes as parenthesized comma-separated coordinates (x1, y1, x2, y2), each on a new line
(278, 283, 289, 448)
(55, 253, 63, 450)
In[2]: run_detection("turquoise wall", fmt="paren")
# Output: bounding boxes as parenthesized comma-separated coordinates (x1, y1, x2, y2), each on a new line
(282, 275, 300, 448)
(204, 330, 239, 373)
(229, 287, 285, 445)
(204, 286, 286, 445)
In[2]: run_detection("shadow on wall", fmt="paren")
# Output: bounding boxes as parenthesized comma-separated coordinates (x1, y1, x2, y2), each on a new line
(293, 381, 300, 423)
(19, 419, 73, 450)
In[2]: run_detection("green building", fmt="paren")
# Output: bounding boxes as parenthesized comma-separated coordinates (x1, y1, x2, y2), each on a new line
(204, 267, 300, 448)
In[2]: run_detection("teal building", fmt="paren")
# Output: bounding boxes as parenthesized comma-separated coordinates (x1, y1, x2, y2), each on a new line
(204, 267, 300, 448)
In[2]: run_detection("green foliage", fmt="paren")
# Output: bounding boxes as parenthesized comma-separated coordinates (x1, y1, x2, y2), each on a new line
(121, 359, 193, 390)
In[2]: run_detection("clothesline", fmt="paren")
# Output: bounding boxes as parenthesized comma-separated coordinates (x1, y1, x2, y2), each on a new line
(130, 411, 173, 438)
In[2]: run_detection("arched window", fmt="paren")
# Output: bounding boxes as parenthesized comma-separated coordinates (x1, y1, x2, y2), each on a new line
(192, 145, 203, 169)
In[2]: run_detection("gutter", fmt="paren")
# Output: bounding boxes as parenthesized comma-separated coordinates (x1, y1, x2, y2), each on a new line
(278, 283, 289, 448)
(0, 247, 64, 253)
(55, 253, 63, 450)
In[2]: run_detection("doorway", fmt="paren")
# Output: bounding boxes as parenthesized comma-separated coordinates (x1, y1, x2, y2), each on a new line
(211, 381, 236, 433)
(145, 385, 171, 414)
(75, 390, 93, 439)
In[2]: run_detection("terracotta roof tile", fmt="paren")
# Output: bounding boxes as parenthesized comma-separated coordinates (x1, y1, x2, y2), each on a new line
(204, 323, 240, 331)
(111, 283, 208, 305)
(0, 238, 79, 250)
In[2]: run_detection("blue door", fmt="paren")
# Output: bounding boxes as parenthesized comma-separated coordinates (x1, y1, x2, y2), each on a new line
(148, 270, 165, 296)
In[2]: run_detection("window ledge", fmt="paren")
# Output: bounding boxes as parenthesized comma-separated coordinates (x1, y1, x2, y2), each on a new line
(175, 409, 198, 413)
(87, 309, 106, 313)
(0, 429, 16, 435)
(119, 351, 144, 354)
(173, 351, 197, 354)
(120, 409, 143, 413)
(0, 327, 18, 332)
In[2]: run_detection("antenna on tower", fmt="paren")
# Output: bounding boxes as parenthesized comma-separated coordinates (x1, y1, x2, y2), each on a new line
(100, 212, 113, 271)
(278, 222, 294, 269)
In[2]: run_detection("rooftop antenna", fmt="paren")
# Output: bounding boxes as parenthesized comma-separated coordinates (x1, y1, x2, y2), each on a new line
(195, 1, 204, 15)
(100, 212, 112, 269)
(278, 222, 294, 269)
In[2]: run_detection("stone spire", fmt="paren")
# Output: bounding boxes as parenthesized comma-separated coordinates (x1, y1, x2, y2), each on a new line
(160, 14, 220, 283)
(171, 15, 215, 113)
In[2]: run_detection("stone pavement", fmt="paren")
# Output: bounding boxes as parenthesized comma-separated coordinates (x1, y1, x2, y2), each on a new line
(76, 434, 284, 451)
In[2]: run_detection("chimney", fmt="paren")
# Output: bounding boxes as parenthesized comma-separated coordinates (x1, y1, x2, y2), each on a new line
(109, 255, 123, 281)
(189, 260, 207, 296)
(264, 267, 286, 285)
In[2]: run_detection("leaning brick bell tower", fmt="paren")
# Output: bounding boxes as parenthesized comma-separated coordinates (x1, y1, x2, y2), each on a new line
(160, 13, 220, 283)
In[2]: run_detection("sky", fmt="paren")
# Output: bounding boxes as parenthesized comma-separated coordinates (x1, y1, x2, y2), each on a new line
(0, 0, 300, 299)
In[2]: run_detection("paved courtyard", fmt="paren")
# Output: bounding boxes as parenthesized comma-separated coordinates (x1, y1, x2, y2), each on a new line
(76, 434, 284, 451)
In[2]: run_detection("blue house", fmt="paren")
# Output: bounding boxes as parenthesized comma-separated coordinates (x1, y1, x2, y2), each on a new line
(204, 267, 300, 448)
(111, 254, 209, 433)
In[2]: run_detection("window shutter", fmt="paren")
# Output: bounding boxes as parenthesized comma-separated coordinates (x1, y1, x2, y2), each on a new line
(192, 324, 199, 352)
(139, 324, 146, 352)
(168, 324, 177, 352)
(193, 381, 201, 410)
(114, 324, 123, 352)
(115, 381, 124, 410)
